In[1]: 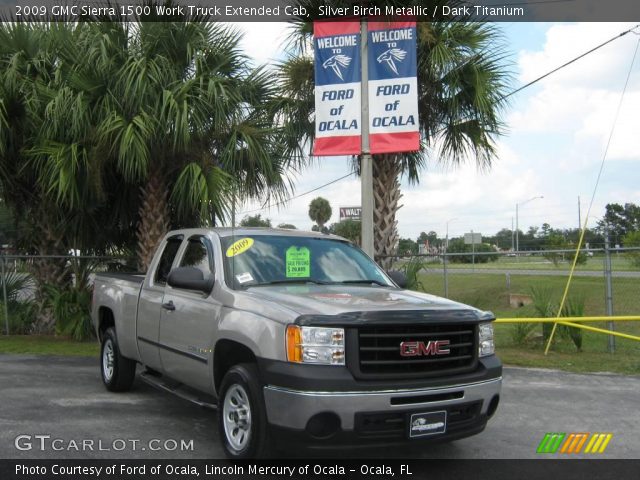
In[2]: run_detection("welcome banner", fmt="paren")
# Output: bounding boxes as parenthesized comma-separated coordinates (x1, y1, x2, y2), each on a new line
(367, 19, 419, 154)
(313, 20, 362, 156)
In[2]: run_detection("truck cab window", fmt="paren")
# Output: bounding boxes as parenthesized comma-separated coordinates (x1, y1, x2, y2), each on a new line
(154, 236, 183, 285)
(180, 236, 213, 276)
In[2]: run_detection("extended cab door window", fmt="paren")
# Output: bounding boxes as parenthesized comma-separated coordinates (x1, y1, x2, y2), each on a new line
(154, 236, 183, 286)
(178, 235, 214, 277)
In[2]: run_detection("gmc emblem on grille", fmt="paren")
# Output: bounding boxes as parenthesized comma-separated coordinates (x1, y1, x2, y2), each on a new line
(400, 340, 450, 357)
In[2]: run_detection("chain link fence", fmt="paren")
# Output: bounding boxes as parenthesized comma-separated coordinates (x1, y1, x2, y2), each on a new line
(386, 247, 640, 356)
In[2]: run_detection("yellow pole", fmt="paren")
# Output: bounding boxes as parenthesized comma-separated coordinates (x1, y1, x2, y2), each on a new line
(495, 316, 640, 323)
(550, 321, 640, 342)
(544, 218, 590, 355)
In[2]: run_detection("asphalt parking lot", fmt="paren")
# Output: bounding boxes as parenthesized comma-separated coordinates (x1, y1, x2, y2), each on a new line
(0, 354, 638, 459)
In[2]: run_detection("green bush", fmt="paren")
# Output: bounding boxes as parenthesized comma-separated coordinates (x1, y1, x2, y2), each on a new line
(510, 321, 537, 345)
(0, 271, 37, 334)
(623, 231, 640, 267)
(0, 301, 37, 334)
(400, 257, 426, 291)
(446, 239, 498, 264)
(529, 287, 584, 351)
(559, 297, 585, 352)
(44, 285, 93, 341)
(530, 286, 555, 343)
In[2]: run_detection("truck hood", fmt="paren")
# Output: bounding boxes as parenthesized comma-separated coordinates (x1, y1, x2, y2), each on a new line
(236, 284, 491, 323)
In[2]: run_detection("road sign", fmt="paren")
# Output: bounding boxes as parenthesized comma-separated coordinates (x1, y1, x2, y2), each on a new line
(464, 232, 482, 245)
(339, 206, 361, 221)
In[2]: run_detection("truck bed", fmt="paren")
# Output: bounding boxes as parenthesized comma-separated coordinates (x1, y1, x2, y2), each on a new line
(95, 272, 145, 284)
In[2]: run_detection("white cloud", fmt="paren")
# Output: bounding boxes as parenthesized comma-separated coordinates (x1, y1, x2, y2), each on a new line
(232, 22, 289, 66)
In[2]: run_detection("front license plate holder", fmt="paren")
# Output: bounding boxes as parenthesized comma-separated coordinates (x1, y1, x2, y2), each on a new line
(408, 410, 447, 438)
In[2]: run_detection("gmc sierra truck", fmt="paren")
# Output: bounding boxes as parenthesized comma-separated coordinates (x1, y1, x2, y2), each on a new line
(91, 228, 501, 458)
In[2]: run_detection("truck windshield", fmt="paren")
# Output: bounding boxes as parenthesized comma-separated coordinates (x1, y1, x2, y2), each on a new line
(220, 235, 395, 289)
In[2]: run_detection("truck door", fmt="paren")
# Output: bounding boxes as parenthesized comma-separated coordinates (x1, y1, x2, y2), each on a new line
(136, 235, 183, 371)
(159, 234, 219, 393)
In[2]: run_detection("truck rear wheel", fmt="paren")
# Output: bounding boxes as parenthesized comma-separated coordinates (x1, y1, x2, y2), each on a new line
(217, 363, 270, 458)
(101, 327, 136, 392)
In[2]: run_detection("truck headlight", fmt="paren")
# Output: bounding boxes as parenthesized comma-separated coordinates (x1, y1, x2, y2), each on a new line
(286, 326, 345, 365)
(479, 322, 495, 357)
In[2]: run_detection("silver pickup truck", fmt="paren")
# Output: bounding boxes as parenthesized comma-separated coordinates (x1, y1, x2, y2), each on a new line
(92, 228, 501, 458)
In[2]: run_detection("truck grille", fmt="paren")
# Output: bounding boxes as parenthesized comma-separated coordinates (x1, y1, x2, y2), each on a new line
(354, 324, 477, 378)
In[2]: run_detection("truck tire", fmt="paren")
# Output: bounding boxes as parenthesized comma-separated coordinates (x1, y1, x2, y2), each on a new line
(101, 327, 136, 392)
(217, 363, 270, 458)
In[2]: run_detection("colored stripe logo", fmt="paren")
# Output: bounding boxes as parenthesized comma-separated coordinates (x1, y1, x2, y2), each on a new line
(537, 433, 613, 454)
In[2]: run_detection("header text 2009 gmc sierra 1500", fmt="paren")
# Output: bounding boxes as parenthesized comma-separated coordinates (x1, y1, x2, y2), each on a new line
(92, 228, 501, 458)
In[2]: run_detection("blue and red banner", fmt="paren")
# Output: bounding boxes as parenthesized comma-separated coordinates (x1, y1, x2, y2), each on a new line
(313, 20, 362, 156)
(367, 19, 419, 154)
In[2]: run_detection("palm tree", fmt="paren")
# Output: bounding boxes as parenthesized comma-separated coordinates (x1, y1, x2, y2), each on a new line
(8, 10, 293, 270)
(308, 196, 332, 231)
(279, 1, 510, 268)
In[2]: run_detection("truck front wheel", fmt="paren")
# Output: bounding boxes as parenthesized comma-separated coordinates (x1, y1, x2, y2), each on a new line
(101, 327, 136, 392)
(217, 363, 270, 458)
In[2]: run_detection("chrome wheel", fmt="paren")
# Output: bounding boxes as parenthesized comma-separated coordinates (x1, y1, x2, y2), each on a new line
(222, 384, 252, 451)
(102, 338, 114, 382)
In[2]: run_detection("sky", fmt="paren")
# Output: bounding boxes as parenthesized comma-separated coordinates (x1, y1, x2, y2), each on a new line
(229, 21, 640, 240)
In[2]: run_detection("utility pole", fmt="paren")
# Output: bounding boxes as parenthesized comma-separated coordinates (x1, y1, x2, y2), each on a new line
(577, 195, 581, 230)
(471, 229, 476, 271)
(444, 217, 457, 298)
(360, 17, 374, 259)
(511, 216, 514, 252)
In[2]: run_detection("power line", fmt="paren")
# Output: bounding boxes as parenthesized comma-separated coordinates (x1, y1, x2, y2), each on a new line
(238, 171, 356, 215)
(240, 23, 639, 216)
(503, 24, 640, 100)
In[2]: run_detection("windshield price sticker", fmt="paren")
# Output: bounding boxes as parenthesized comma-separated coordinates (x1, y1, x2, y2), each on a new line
(286, 246, 311, 278)
(226, 238, 254, 257)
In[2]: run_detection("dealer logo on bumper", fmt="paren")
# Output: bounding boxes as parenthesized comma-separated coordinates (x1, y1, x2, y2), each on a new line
(409, 411, 447, 437)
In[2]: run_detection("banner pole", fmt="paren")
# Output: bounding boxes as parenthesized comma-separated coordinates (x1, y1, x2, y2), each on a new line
(360, 17, 375, 259)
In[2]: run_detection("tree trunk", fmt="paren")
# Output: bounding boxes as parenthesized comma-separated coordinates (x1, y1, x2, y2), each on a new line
(373, 154, 402, 270)
(29, 206, 70, 334)
(136, 165, 170, 271)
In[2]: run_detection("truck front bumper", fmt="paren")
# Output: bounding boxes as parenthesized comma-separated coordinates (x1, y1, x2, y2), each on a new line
(262, 369, 501, 448)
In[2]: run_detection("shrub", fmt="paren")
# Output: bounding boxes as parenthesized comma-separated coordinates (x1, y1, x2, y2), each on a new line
(529, 287, 584, 351)
(559, 297, 585, 352)
(44, 285, 93, 341)
(530, 286, 555, 343)
(400, 257, 426, 291)
(510, 321, 537, 345)
(0, 271, 37, 334)
(623, 231, 640, 267)
(446, 239, 498, 264)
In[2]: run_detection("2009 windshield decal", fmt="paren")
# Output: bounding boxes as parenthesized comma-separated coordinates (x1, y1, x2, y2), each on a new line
(226, 238, 254, 258)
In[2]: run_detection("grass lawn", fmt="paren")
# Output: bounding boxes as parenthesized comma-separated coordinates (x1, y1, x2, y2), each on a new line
(423, 254, 637, 272)
(0, 335, 99, 356)
(419, 271, 640, 316)
(418, 271, 640, 375)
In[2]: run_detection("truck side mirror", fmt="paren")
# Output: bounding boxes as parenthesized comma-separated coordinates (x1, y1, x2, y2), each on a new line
(167, 267, 214, 294)
(386, 270, 407, 289)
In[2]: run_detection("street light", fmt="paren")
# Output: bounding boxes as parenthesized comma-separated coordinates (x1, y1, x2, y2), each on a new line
(445, 217, 458, 250)
(515, 196, 543, 253)
(444, 217, 458, 298)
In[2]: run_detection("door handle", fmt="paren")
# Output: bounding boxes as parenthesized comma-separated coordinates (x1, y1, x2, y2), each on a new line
(162, 301, 176, 311)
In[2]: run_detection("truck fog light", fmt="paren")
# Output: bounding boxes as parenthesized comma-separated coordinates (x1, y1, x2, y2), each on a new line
(287, 326, 345, 365)
(478, 322, 495, 357)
